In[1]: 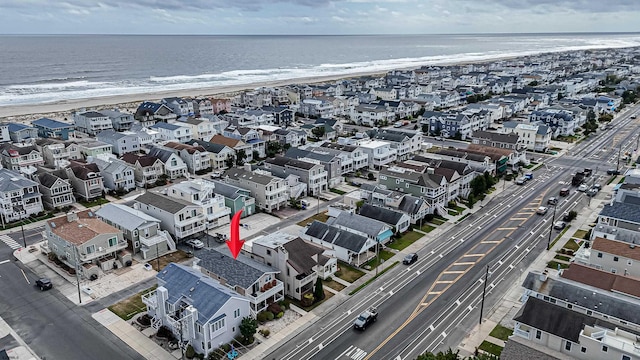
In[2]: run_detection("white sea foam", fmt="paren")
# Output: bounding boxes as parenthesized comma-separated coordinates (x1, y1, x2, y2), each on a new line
(1, 35, 640, 107)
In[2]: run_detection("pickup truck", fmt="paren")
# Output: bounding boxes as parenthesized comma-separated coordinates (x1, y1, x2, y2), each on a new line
(353, 307, 378, 330)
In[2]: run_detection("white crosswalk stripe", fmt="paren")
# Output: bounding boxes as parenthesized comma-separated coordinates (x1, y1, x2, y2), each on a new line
(0, 235, 22, 250)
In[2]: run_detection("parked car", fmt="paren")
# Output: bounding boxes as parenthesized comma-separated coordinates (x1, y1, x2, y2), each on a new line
(403, 253, 418, 265)
(587, 188, 598, 197)
(515, 177, 526, 185)
(35, 278, 53, 291)
(524, 172, 534, 180)
(547, 197, 558, 205)
(553, 221, 567, 230)
(536, 206, 548, 215)
(592, 184, 602, 190)
(185, 239, 205, 249)
(353, 307, 378, 330)
(559, 188, 570, 197)
(577, 184, 589, 192)
(607, 169, 621, 175)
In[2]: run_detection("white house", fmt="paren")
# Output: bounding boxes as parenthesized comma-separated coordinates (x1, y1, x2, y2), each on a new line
(167, 179, 231, 229)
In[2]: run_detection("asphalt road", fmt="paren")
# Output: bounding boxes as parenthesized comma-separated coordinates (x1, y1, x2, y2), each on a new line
(266, 105, 640, 360)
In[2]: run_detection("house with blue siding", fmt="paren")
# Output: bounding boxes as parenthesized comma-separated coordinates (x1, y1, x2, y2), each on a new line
(31, 118, 75, 140)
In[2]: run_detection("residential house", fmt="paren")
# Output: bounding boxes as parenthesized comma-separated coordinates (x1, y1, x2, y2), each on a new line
(193, 98, 214, 116)
(185, 139, 235, 170)
(0, 168, 44, 224)
(96, 203, 175, 260)
(66, 160, 104, 202)
(150, 122, 193, 143)
(350, 103, 391, 126)
(222, 127, 266, 159)
(320, 142, 369, 173)
(0, 123, 9, 142)
(7, 123, 38, 142)
(194, 248, 284, 315)
(222, 167, 288, 213)
(36, 170, 75, 210)
(261, 106, 294, 127)
(162, 97, 194, 117)
(328, 211, 394, 244)
(141, 263, 251, 356)
(161, 142, 211, 175)
(134, 191, 206, 241)
(211, 98, 232, 114)
(147, 146, 188, 180)
(135, 102, 177, 126)
(73, 110, 113, 136)
(354, 139, 397, 169)
(75, 139, 113, 160)
(263, 156, 328, 196)
(359, 204, 411, 234)
(467, 144, 523, 172)
(96, 130, 141, 156)
(426, 112, 473, 139)
(472, 130, 523, 151)
(87, 155, 136, 193)
(36, 139, 82, 169)
(378, 166, 448, 215)
(98, 109, 135, 132)
(0, 142, 44, 174)
(44, 210, 129, 279)
(176, 118, 216, 142)
(368, 129, 423, 161)
(209, 135, 254, 163)
(167, 179, 231, 229)
(210, 180, 255, 218)
(31, 118, 75, 140)
(300, 98, 334, 118)
(284, 147, 343, 187)
(251, 166, 307, 200)
(529, 109, 577, 137)
(246, 233, 337, 300)
(589, 199, 640, 244)
(301, 220, 377, 266)
(273, 129, 305, 148)
(587, 237, 640, 277)
(500, 121, 552, 152)
(370, 87, 397, 101)
(122, 153, 165, 188)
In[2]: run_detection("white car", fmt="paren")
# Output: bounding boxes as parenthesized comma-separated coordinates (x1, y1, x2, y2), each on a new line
(536, 206, 548, 215)
(577, 184, 589, 192)
(186, 239, 205, 249)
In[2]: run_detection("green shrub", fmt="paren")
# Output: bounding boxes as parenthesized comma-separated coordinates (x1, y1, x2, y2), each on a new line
(259, 329, 270, 337)
(185, 344, 196, 359)
(267, 303, 283, 314)
(221, 344, 231, 352)
(279, 299, 290, 310)
(265, 311, 275, 321)
(276, 311, 284, 319)
(257, 311, 270, 323)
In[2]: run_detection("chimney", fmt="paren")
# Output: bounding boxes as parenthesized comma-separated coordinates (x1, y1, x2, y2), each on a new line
(66, 212, 79, 223)
(427, 167, 435, 174)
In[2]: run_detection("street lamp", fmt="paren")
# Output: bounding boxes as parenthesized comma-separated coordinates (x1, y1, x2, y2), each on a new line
(546, 204, 557, 251)
(20, 224, 27, 248)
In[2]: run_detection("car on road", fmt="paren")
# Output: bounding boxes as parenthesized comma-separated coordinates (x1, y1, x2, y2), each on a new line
(577, 184, 589, 192)
(403, 253, 418, 265)
(547, 197, 558, 205)
(434, 136, 443, 141)
(587, 188, 599, 197)
(553, 221, 567, 230)
(536, 206, 548, 215)
(607, 169, 621, 175)
(593, 184, 602, 190)
(353, 307, 378, 330)
(515, 177, 527, 185)
(35, 278, 53, 291)
(185, 239, 205, 249)
(559, 188, 570, 197)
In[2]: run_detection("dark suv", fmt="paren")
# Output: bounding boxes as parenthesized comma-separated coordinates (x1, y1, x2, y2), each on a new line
(35, 278, 53, 291)
(403, 253, 418, 265)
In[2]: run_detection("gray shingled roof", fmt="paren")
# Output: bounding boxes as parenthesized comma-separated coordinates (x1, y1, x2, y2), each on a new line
(267, 156, 317, 171)
(210, 180, 248, 200)
(196, 248, 278, 289)
(359, 204, 406, 226)
(224, 167, 277, 186)
(157, 263, 244, 324)
(95, 203, 160, 231)
(0, 169, 38, 192)
(304, 221, 370, 253)
(514, 297, 595, 342)
(398, 195, 425, 216)
(134, 191, 190, 214)
(327, 212, 388, 238)
(599, 202, 640, 224)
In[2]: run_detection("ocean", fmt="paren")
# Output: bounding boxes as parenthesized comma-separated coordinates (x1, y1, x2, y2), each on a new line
(1, 33, 639, 107)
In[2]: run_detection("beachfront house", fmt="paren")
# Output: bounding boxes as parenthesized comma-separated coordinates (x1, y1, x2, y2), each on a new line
(167, 179, 231, 229)
(96, 130, 141, 156)
(0, 168, 44, 224)
(97, 109, 135, 132)
(133, 191, 206, 241)
(44, 210, 130, 279)
(95, 203, 175, 259)
(31, 118, 75, 140)
(147, 146, 188, 180)
(121, 153, 165, 188)
(150, 122, 193, 143)
(141, 263, 251, 356)
(0, 123, 8, 143)
(162, 97, 195, 117)
(193, 98, 214, 116)
(65, 160, 104, 202)
(35, 170, 76, 210)
(7, 123, 38, 142)
(194, 248, 284, 315)
(221, 167, 287, 213)
(73, 110, 114, 136)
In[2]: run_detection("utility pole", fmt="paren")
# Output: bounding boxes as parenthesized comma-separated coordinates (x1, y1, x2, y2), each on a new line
(73, 246, 82, 304)
(547, 204, 557, 251)
(375, 241, 379, 277)
(479, 264, 489, 325)
(617, 144, 622, 172)
(156, 243, 161, 271)
(20, 224, 27, 248)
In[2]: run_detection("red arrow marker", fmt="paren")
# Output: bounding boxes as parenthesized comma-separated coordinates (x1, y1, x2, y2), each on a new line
(227, 209, 244, 259)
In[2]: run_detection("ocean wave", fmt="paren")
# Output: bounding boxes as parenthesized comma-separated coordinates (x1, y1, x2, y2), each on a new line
(2, 36, 640, 107)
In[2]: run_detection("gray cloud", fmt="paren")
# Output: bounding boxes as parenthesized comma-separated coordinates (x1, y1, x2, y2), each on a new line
(487, 0, 638, 13)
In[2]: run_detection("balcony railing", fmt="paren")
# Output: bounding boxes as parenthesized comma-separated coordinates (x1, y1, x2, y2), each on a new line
(141, 290, 157, 309)
(249, 281, 284, 302)
(78, 240, 127, 261)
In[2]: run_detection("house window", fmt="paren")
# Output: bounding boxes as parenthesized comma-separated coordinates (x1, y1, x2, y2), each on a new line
(86, 245, 95, 254)
(602, 345, 608, 352)
(597, 252, 603, 258)
(628, 260, 633, 266)
(109, 237, 117, 247)
(622, 355, 631, 360)
(612, 268, 617, 274)
(266, 250, 271, 255)
(565, 341, 572, 351)
(581, 347, 586, 353)
(535, 330, 541, 339)
(211, 318, 225, 332)
(614, 256, 619, 262)
(234, 309, 241, 318)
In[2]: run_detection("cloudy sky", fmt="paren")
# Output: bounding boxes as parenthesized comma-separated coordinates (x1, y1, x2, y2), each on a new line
(0, 0, 638, 35)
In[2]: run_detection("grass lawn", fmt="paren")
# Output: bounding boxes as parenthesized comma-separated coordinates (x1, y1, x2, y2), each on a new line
(329, 188, 346, 195)
(289, 289, 334, 312)
(606, 175, 617, 185)
(420, 224, 436, 233)
(430, 218, 446, 225)
(335, 262, 366, 283)
(547, 260, 570, 270)
(151, 250, 191, 271)
(78, 197, 110, 208)
(388, 231, 423, 251)
(1, 212, 55, 231)
(349, 261, 399, 295)
(365, 250, 395, 268)
(564, 239, 581, 251)
(554, 254, 572, 262)
(478, 340, 503, 357)
(447, 210, 459, 216)
(619, 176, 626, 184)
(296, 212, 330, 227)
(550, 225, 571, 249)
(489, 324, 513, 341)
(323, 279, 346, 292)
(572, 230, 588, 240)
(108, 285, 157, 320)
